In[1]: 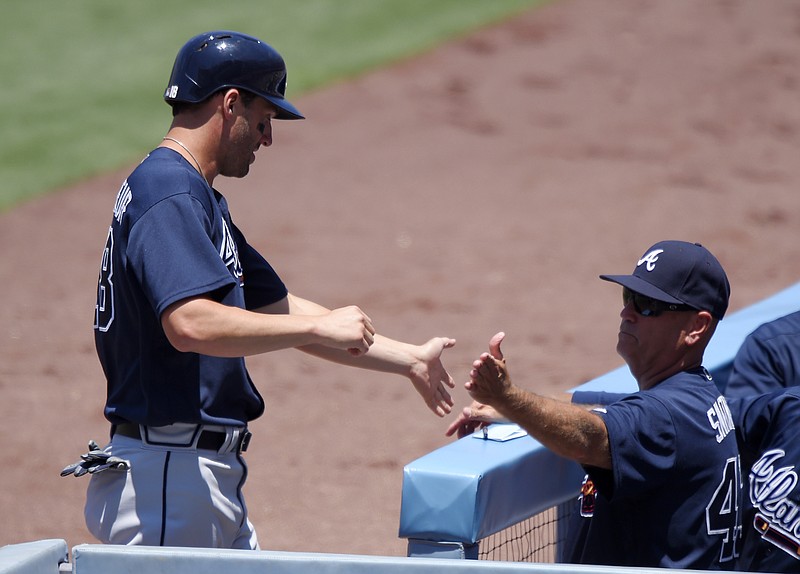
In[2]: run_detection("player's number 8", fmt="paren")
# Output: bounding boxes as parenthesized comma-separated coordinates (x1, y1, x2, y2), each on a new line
(94, 227, 115, 332)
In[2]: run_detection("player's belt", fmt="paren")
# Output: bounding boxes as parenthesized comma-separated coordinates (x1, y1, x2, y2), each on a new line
(113, 422, 251, 454)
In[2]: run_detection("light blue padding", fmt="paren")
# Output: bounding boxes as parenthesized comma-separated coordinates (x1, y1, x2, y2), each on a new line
(400, 431, 583, 542)
(69, 543, 707, 574)
(399, 281, 800, 544)
(0, 539, 68, 574)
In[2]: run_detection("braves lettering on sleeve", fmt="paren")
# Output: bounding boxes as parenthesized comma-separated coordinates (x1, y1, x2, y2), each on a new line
(564, 368, 742, 569)
(729, 388, 800, 571)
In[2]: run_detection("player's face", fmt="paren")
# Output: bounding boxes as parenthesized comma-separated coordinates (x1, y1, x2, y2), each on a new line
(221, 97, 277, 179)
(616, 290, 699, 389)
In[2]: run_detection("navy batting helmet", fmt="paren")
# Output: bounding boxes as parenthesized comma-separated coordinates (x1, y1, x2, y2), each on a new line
(164, 30, 303, 120)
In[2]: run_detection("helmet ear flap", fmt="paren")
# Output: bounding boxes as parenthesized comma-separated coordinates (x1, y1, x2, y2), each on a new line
(164, 31, 304, 120)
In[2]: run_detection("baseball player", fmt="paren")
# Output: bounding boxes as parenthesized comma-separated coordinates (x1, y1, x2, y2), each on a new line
(724, 310, 800, 398)
(728, 387, 800, 571)
(447, 241, 742, 569)
(65, 30, 456, 549)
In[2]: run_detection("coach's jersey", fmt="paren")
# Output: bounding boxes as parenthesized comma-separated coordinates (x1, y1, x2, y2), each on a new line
(729, 388, 800, 571)
(93, 147, 288, 427)
(725, 310, 800, 398)
(564, 368, 742, 569)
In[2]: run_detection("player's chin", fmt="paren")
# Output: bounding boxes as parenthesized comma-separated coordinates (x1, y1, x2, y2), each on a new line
(221, 163, 252, 179)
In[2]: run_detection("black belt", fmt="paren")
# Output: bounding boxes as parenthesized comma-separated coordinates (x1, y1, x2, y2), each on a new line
(113, 423, 251, 454)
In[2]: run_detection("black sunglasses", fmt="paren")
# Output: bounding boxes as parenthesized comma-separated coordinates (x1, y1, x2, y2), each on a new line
(622, 287, 695, 317)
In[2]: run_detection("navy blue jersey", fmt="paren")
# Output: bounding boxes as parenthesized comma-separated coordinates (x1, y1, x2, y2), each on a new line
(725, 311, 800, 398)
(564, 368, 742, 569)
(729, 388, 800, 571)
(93, 147, 288, 427)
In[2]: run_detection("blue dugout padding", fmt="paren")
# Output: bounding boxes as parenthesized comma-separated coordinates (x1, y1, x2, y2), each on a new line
(0, 539, 68, 574)
(400, 281, 800, 556)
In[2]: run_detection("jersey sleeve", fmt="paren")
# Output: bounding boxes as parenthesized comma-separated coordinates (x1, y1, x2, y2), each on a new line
(725, 334, 787, 398)
(571, 391, 628, 406)
(729, 389, 790, 462)
(128, 193, 236, 316)
(725, 312, 800, 397)
(596, 394, 677, 499)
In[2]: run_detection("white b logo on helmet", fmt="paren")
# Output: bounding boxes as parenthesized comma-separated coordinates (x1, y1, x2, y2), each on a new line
(637, 249, 664, 272)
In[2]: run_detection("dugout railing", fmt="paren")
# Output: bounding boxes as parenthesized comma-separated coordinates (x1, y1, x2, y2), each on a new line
(0, 538, 766, 574)
(399, 280, 800, 560)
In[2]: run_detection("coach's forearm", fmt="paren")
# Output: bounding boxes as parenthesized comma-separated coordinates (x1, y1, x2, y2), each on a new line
(494, 386, 612, 469)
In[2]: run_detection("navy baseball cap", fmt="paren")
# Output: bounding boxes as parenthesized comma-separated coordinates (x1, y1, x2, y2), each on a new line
(600, 240, 730, 319)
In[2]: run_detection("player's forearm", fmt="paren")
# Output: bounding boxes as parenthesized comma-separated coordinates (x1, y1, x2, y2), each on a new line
(263, 292, 386, 365)
(298, 334, 413, 375)
(163, 297, 335, 357)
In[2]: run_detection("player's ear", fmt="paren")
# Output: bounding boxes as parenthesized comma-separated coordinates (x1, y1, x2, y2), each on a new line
(221, 89, 239, 118)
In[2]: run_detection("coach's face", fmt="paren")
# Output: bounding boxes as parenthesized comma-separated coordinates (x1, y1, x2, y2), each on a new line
(616, 293, 701, 390)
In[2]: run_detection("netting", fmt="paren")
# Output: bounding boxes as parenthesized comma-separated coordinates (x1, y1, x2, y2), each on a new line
(478, 500, 574, 562)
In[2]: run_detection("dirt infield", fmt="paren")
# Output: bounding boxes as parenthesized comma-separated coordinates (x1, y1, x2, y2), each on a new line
(2, 0, 799, 557)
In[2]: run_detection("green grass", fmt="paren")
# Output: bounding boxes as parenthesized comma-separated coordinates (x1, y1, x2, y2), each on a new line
(1, 0, 549, 211)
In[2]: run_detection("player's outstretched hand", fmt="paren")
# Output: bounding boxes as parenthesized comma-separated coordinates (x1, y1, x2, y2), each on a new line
(408, 337, 456, 417)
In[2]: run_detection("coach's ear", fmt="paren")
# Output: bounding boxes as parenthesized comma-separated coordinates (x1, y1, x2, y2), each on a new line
(685, 311, 714, 346)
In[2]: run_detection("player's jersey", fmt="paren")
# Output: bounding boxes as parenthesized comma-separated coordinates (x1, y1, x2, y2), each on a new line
(564, 367, 742, 569)
(725, 310, 800, 398)
(93, 147, 288, 427)
(729, 388, 800, 571)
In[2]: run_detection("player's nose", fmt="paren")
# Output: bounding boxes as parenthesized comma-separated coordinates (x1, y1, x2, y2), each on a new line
(257, 120, 273, 147)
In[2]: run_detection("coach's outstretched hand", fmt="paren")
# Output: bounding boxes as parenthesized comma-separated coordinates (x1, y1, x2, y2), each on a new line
(445, 332, 510, 437)
(465, 331, 514, 406)
(445, 401, 507, 438)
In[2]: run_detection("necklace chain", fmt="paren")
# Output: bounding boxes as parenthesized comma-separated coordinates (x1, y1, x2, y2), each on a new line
(162, 136, 208, 186)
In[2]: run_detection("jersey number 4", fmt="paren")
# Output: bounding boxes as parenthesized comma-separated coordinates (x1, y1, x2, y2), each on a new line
(706, 456, 742, 564)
